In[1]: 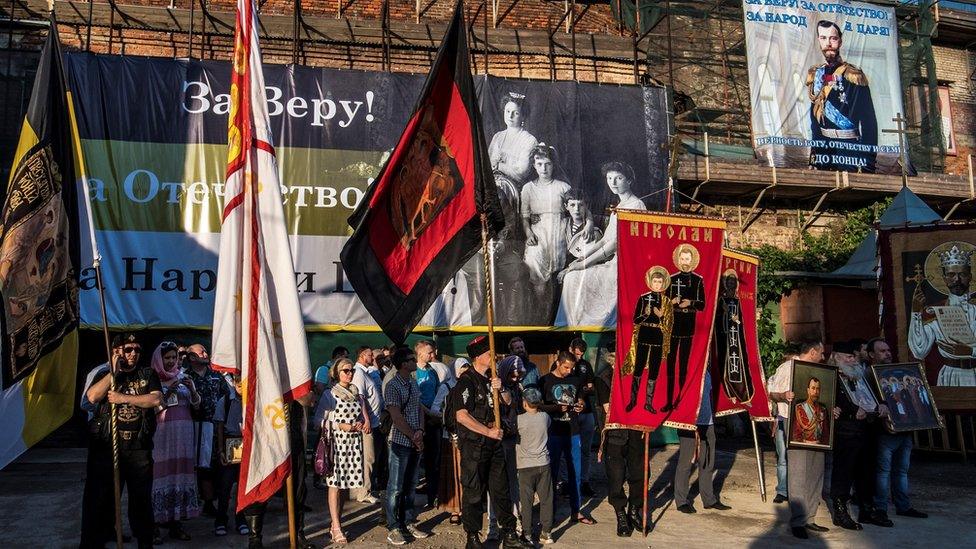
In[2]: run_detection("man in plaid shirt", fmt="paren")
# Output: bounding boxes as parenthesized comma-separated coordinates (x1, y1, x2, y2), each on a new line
(383, 347, 430, 545)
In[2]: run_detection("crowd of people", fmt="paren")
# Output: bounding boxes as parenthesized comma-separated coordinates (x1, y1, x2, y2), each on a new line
(766, 337, 929, 540)
(77, 331, 930, 549)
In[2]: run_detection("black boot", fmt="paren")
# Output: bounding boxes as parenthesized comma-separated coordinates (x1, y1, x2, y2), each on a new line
(831, 497, 862, 531)
(296, 534, 315, 549)
(643, 379, 657, 413)
(615, 510, 633, 537)
(625, 381, 640, 412)
(628, 506, 644, 535)
(465, 532, 484, 549)
(864, 508, 894, 528)
(245, 514, 264, 549)
(857, 503, 872, 524)
(502, 530, 534, 549)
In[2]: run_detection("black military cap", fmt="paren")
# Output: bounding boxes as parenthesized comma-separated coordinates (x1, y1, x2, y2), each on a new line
(111, 333, 140, 349)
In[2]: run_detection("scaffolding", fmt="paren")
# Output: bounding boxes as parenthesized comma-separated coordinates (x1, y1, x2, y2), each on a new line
(0, 0, 971, 199)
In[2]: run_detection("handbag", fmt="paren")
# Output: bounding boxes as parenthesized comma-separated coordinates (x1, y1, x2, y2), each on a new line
(224, 436, 243, 465)
(314, 416, 334, 478)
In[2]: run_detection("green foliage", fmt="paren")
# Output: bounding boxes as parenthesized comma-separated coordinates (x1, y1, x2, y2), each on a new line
(744, 200, 889, 374)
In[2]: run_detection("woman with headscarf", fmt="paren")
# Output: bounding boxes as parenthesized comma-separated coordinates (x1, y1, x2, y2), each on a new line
(324, 358, 370, 544)
(434, 358, 469, 524)
(150, 341, 202, 542)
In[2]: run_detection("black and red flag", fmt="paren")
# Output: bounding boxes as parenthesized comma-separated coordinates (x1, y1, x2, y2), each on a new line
(340, 2, 503, 343)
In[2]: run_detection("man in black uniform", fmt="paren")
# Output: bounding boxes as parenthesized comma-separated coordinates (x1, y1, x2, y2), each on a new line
(624, 268, 672, 414)
(79, 333, 163, 549)
(665, 244, 705, 412)
(807, 20, 878, 173)
(596, 344, 646, 537)
(451, 335, 531, 549)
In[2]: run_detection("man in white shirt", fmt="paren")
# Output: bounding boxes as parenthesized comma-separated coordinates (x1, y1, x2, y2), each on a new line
(351, 346, 382, 504)
(766, 339, 825, 504)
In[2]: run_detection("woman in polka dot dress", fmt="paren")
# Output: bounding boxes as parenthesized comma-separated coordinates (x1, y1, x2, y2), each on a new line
(325, 358, 369, 544)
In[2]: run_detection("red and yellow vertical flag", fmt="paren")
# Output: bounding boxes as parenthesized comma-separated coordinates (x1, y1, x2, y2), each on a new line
(210, 0, 312, 511)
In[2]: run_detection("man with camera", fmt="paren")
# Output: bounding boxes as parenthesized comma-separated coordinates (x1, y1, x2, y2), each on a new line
(184, 343, 228, 517)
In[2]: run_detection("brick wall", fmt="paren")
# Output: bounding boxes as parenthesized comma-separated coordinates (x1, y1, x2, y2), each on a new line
(932, 45, 976, 176)
(3, 1, 972, 250)
(697, 206, 839, 252)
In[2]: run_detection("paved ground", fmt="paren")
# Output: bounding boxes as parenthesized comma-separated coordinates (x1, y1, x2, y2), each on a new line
(2, 438, 974, 548)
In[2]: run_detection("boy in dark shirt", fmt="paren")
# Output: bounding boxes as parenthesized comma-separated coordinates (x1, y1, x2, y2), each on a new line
(538, 351, 595, 525)
(569, 338, 597, 497)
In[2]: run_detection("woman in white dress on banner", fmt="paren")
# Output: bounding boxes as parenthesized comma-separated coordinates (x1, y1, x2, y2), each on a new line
(488, 93, 539, 186)
(556, 161, 647, 327)
(482, 92, 539, 324)
(325, 358, 370, 544)
(521, 144, 572, 304)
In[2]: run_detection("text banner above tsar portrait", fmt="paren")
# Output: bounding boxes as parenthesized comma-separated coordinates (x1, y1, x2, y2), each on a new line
(742, 0, 904, 174)
(610, 212, 726, 431)
(713, 249, 773, 421)
(879, 223, 976, 408)
(64, 52, 669, 331)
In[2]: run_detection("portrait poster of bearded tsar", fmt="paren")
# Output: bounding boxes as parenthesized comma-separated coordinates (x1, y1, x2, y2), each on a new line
(880, 223, 976, 405)
(742, 0, 905, 174)
(787, 360, 837, 451)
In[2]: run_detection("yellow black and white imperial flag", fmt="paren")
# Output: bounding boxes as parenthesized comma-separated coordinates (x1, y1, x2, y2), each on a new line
(0, 21, 81, 469)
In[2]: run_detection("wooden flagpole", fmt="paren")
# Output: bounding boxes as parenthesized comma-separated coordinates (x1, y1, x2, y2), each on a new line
(285, 402, 298, 549)
(95, 261, 124, 549)
(480, 213, 502, 427)
(750, 420, 767, 502)
(641, 431, 650, 537)
(286, 473, 298, 548)
(66, 35, 123, 544)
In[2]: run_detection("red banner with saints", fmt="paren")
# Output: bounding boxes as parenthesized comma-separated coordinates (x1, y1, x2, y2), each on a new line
(712, 249, 773, 421)
(609, 211, 726, 431)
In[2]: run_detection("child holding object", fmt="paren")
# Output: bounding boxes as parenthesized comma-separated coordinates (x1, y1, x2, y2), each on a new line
(516, 387, 554, 545)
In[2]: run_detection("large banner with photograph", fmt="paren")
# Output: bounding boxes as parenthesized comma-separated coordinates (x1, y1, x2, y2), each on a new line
(712, 249, 773, 421)
(609, 211, 726, 431)
(742, 0, 905, 174)
(64, 52, 668, 331)
(879, 223, 976, 409)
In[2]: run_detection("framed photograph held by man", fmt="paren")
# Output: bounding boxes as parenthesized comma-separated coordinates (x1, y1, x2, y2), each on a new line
(871, 362, 944, 433)
(787, 360, 838, 451)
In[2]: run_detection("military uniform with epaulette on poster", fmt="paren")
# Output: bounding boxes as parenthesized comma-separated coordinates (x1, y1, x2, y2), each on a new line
(807, 61, 878, 173)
